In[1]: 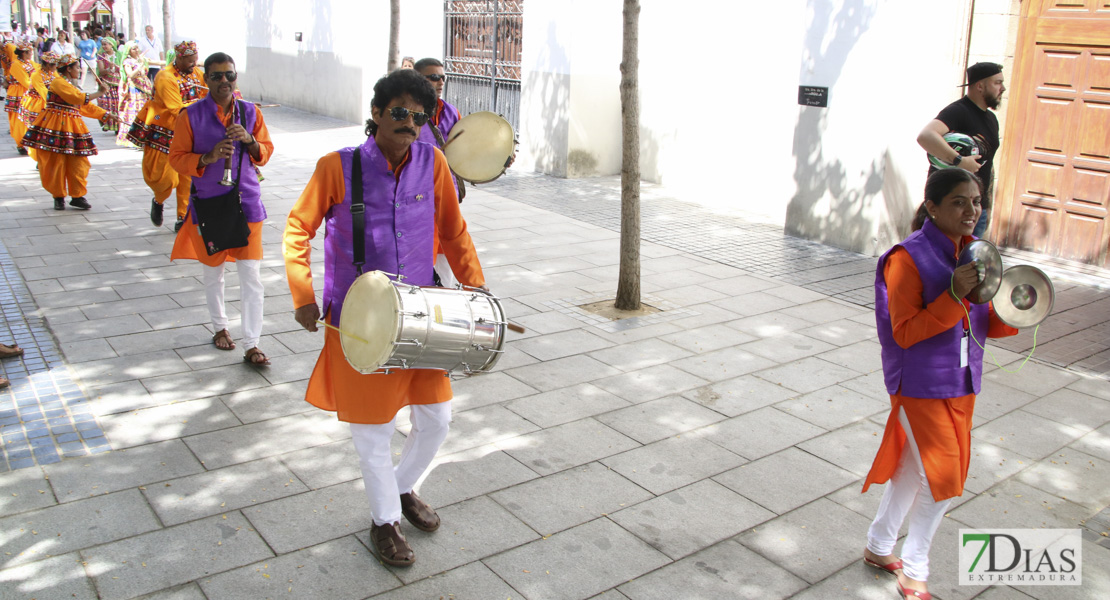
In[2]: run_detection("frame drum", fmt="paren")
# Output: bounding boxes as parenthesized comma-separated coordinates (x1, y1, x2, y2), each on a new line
(443, 111, 515, 184)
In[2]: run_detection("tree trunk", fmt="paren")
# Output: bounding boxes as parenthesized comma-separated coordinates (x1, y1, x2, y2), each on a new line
(615, 0, 641, 311)
(127, 0, 136, 40)
(48, 0, 55, 30)
(387, 0, 401, 72)
(162, 0, 172, 58)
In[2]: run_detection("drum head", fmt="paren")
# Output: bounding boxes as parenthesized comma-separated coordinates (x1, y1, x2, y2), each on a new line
(443, 111, 515, 183)
(339, 271, 400, 374)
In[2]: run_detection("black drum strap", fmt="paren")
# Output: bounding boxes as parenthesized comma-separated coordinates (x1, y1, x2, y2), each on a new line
(429, 123, 466, 203)
(351, 150, 365, 275)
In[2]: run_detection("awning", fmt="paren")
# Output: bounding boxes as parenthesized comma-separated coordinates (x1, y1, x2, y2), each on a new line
(72, 0, 110, 20)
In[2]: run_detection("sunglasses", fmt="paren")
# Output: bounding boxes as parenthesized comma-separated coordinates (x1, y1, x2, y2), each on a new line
(207, 71, 238, 82)
(388, 106, 430, 126)
(424, 73, 446, 82)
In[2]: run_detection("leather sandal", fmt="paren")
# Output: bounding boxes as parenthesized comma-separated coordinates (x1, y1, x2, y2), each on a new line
(0, 343, 23, 359)
(213, 329, 235, 351)
(400, 491, 440, 532)
(0, 376, 9, 389)
(244, 347, 271, 366)
(370, 521, 415, 567)
(863, 552, 903, 576)
(898, 580, 932, 600)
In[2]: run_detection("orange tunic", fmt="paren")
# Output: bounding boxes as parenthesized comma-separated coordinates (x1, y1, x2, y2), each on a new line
(863, 245, 1018, 501)
(132, 65, 207, 213)
(168, 101, 273, 267)
(6, 52, 35, 148)
(283, 143, 485, 424)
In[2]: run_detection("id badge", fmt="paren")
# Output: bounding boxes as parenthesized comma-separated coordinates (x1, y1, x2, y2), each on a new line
(960, 332, 969, 368)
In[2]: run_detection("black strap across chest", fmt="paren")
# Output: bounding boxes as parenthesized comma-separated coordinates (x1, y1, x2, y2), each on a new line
(351, 150, 365, 275)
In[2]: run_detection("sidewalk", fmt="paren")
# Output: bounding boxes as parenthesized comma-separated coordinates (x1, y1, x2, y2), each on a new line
(0, 105, 1108, 600)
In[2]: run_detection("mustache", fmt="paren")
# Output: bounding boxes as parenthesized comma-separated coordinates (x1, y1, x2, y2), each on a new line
(394, 127, 418, 136)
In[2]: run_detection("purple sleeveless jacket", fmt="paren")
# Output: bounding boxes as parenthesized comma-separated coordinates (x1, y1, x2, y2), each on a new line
(185, 96, 266, 224)
(417, 99, 460, 148)
(875, 219, 989, 398)
(322, 138, 437, 325)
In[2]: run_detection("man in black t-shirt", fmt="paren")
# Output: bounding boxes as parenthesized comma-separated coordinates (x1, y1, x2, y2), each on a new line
(917, 62, 1006, 237)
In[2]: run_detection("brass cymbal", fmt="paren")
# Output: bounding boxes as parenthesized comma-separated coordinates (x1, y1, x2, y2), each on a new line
(956, 239, 1003, 304)
(993, 265, 1054, 329)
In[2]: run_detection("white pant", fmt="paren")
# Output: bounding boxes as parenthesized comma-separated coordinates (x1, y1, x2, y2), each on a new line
(867, 407, 953, 582)
(350, 401, 452, 526)
(203, 259, 264, 350)
(434, 254, 458, 288)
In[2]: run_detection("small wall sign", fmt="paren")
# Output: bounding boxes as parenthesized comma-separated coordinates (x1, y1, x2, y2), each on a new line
(798, 86, 828, 107)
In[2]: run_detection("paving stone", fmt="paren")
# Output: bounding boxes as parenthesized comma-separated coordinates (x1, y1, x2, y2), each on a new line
(484, 517, 671, 600)
(59, 338, 119, 363)
(815, 339, 884, 374)
(184, 413, 334, 470)
(87, 379, 161, 415)
(1066, 375, 1110, 402)
(101, 397, 242, 449)
(972, 410, 1086, 460)
(199, 535, 400, 599)
(737, 497, 873, 584)
(965, 440, 1035, 495)
(658, 323, 757, 354)
(80, 295, 180, 321)
(738, 331, 838, 364)
(784, 558, 907, 600)
(491, 462, 652, 536)
(219, 380, 312, 423)
(51, 314, 152, 343)
(585, 338, 694, 373)
(617, 539, 807, 600)
(277, 439, 364, 490)
(417, 444, 540, 508)
(425, 403, 540, 456)
(0, 489, 161, 567)
(594, 395, 726, 444)
(592, 364, 709, 404)
(69, 349, 192, 386)
(601, 434, 745, 496)
(779, 299, 866, 324)
(611, 479, 775, 560)
(724, 311, 815, 339)
(493, 342, 541, 370)
(124, 582, 207, 600)
(448, 371, 539, 413)
(504, 355, 622, 393)
(754, 356, 862, 393)
(671, 346, 777, 383)
(797, 419, 888, 477)
(512, 310, 590, 335)
(144, 457, 310, 526)
(113, 278, 205, 300)
(983, 360, 1081, 398)
(792, 318, 877, 348)
(1016, 448, 1110, 513)
(650, 283, 729, 307)
(710, 291, 801, 319)
(244, 479, 370, 554)
(0, 466, 56, 518)
(702, 275, 780, 297)
(510, 329, 616, 362)
(45, 440, 204, 502)
(696, 407, 827, 460)
(81, 512, 274, 600)
(141, 363, 272, 405)
(499, 418, 641, 477)
(773, 384, 889, 430)
(948, 479, 1093, 529)
(965, 380, 1039, 424)
(665, 302, 744, 330)
(1071, 424, 1110, 463)
(33, 287, 122, 309)
(505, 383, 630, 429)
(713, 447, 860, 515)
(0, 552, 97, 600)
(364, 561, 518, 600)
(107, 325, 214, 356)
(680, 373, 798, 418)
(1022, 387, 1110, 433)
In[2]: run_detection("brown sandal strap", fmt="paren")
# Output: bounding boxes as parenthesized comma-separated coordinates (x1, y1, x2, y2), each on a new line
(213, 329, 235, 350)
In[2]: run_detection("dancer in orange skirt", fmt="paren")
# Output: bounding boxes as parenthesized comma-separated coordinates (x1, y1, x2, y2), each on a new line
(18, 51, 59, 163)
(22, 54, 118, 210)
(5, 40, 36, 155)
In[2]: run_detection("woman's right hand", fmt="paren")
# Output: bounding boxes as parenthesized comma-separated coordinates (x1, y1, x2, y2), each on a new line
(950, 262, 982, 300)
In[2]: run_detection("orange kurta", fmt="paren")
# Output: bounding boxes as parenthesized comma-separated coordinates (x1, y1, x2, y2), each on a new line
(168, 101, 273, 267)
(135, 65, 207, 216)
(863, 245, 1018, 501)
(283, 144, 485, 424)
(6, 51, 35, 149)
(24, 77, 107, 198)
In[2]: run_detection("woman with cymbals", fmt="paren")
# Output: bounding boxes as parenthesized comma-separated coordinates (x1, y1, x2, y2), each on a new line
(860, 168, 1019, 600)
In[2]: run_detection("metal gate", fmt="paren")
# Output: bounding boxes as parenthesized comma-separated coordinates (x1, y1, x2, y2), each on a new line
(443, 0, 523, 130)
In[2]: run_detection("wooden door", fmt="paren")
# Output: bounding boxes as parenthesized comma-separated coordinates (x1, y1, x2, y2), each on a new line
(995, 0, 1110, 267)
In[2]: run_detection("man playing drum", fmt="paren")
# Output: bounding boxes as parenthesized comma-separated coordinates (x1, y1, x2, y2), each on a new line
(283, 69, 486, 568)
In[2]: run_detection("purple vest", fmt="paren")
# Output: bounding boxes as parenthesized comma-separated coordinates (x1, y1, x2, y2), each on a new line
(185, 96, 266, 223)
(417, 99, 460, 148)
(875, 219, 989, 398)
(322, 138, 437, 324)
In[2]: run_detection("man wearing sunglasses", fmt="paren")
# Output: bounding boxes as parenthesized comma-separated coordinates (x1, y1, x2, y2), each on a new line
(283, 68, 486, 569)
(129, 40, 207, 233)
(168, 52, 274, 367)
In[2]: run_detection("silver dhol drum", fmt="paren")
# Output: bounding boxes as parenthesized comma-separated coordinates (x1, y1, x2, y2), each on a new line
(338, 271, 506, 376)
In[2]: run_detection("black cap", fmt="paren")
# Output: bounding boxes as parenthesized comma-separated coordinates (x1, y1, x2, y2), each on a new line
(960, 62, 1003, 87)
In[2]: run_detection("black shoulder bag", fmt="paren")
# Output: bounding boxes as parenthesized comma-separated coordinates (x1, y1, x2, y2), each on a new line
(429, 123, 466, 203)
(191, 100, 251, 255)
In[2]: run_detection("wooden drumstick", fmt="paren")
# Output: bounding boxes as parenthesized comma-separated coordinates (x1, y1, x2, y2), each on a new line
(441, 128, 464, 151)
(507, 323, 526, 334)
(316, 320, 370, 344)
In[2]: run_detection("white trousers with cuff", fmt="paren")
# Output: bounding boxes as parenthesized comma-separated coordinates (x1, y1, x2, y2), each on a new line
(434, 254, 458, 289)
(350, 401, 452, 526)
(866, 407, 953, 582)
(203, 259, 264, 350)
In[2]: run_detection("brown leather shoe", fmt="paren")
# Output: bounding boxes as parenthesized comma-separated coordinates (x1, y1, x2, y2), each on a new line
(370, 521, 414, 567)
(400, 491, 440, 532)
